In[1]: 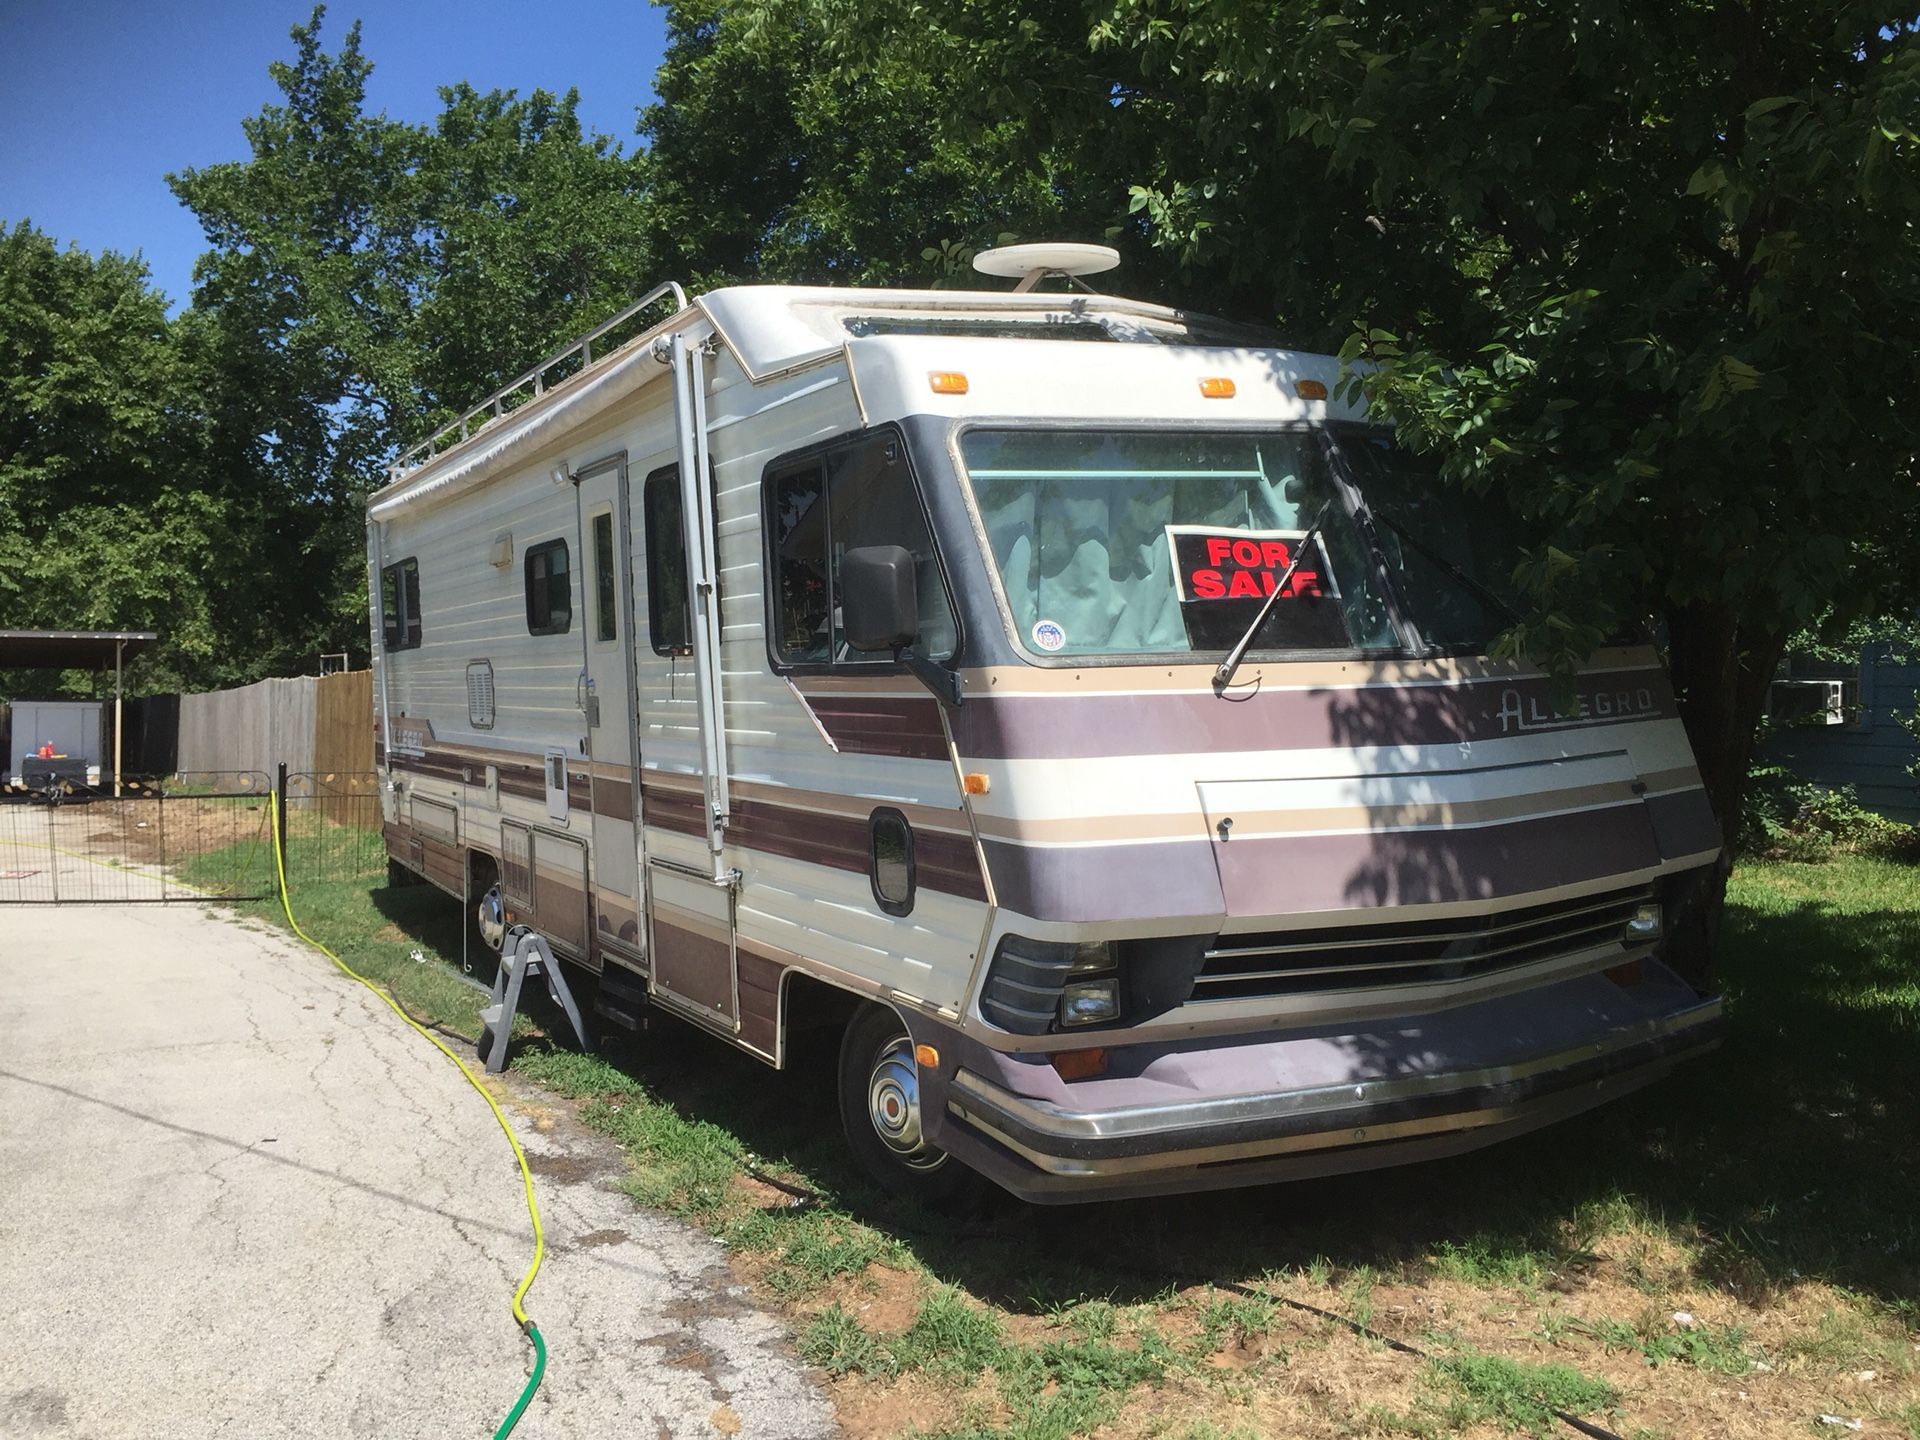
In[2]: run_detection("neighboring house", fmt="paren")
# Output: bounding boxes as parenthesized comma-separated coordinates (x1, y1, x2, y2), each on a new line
(1765, 644, 1920, 822)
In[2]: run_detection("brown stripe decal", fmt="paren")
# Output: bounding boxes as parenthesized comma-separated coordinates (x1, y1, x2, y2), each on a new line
(799, 692, 949, 761)
(638, 779, 988, 902)
(640, 781, 706, 838)
(651, 915, 735, 1016)
(952, 669, 1679, 761)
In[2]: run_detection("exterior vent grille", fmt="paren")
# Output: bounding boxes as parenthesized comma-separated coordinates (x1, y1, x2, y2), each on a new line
(466, 660, 495, 729)
(1192, 886, 1653, 1003)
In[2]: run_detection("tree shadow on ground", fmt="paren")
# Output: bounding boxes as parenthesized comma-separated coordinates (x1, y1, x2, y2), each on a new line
(408, 867, 1916, 1324)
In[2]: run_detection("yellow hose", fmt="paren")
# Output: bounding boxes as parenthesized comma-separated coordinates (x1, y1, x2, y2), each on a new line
(269, 806, 547, 1403)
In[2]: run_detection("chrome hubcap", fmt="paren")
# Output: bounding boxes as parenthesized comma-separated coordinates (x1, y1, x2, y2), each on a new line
(867, 1037, 946, 1171)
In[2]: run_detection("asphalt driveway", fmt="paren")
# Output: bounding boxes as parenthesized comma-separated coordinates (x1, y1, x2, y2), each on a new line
(0, 904, 836, 1439)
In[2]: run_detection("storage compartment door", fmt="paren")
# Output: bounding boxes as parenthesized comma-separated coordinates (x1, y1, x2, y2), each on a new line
(647, 860, 738, 1029)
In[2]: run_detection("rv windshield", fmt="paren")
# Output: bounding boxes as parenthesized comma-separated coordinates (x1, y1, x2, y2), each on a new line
(958, 428, 1397, 658)
(1328, 431, 1523, 651)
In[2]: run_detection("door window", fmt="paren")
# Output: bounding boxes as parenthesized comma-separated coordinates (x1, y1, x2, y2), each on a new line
(591, 511, 617, 642)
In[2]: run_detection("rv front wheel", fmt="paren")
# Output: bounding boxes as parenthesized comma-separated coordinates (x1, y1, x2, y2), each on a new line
(838, 1004, 974, 1205)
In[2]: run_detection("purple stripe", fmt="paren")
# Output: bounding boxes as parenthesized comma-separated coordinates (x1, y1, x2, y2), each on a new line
(983, 838, 1225, 923)
(953, 670, 1677, 761)
(804, 694, 949, 761)
(1211, 803, 1662, 914)
(985, 803, 1667, 922)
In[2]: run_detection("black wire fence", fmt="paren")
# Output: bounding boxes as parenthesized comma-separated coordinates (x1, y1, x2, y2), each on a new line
(0, 768, 383, 905)
(279, 769, 386, 892)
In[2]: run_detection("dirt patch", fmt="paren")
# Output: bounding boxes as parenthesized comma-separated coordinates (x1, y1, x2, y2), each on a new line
(571, 1228, 631, 1250)
(825, 1372, 974, 1440)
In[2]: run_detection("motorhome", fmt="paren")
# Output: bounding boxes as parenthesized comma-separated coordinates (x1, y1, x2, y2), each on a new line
(368, 244, 1725, 1203)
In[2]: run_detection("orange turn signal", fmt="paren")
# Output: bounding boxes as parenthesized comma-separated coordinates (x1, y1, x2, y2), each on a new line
(962, 772, 991, 795)
(1198, 376, 1237, 399)
(928, 371, 970, 395)
(1295, 379, 1329, 401)
(1051, 1048, 1109, 1082)
(914, 1043, 940, 1069)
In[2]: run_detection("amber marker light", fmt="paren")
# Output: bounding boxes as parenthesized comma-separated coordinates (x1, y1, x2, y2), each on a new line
(928, 371, 970, 395)
(962, 772, 991, 795)
(1051, 1048, 1109, 1082)
(914, 1043, 940, 1069)
(1198, 376, 1237, 399)
(1295, 379, 1329, 400)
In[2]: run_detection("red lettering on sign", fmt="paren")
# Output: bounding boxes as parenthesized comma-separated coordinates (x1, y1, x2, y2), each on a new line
(1227, 570, 1261, 598)
(1261, 540, 1289, 569)
(1231, 539, 1262, 568)
(1206, 537, 1233, 567)
(1191, 569, 1226, 599)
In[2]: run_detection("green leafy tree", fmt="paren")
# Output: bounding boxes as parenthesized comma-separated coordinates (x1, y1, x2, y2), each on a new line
(168, 7, 674, 667)
(640, 0, 1100, 287)
(800, 0, 1920, 971)
(0, 221, 249, 692)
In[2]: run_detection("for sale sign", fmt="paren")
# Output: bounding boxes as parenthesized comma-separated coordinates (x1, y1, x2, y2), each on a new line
(1164, 525, 1348, 650)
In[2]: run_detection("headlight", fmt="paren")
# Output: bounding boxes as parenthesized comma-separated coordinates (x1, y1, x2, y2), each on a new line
(1624, 902, 1663, 943)
(981, 936, 1119, 1034)
(1060, 976, 1120, 1026)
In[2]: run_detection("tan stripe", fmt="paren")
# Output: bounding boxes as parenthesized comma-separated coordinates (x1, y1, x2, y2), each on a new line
(956, 645, 1657, 696)
(972, 781, 1705, 844)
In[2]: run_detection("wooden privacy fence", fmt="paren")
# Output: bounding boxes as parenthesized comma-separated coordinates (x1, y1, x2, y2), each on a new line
(176, 671, 375, 824)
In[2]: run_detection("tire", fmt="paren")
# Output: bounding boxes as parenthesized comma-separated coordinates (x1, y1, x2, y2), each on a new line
(837, 1003, 980, 1208)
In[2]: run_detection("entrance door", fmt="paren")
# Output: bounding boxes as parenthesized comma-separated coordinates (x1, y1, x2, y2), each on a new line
(574, 456, 644, 962)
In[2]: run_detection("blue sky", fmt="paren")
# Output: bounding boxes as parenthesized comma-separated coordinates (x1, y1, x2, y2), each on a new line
(0, 0, 671, 310)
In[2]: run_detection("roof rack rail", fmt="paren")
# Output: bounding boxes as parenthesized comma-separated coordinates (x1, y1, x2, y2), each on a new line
(391, 281, 689, 478)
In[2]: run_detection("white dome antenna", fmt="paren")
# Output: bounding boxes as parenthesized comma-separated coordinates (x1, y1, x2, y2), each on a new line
(972, 242, 1120, 293)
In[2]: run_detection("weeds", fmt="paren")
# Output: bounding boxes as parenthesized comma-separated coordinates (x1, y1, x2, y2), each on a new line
(1580, 1312, 1757, 1374)
(1429, 1350, 1619, 1437)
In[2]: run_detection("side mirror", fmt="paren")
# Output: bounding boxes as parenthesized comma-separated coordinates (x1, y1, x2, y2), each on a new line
(841, 545, 920, 653)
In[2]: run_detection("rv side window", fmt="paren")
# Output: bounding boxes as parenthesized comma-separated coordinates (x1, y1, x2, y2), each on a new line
(380, 557, 422, 651)
(765, 430, 956, 668)
(524, 539, 572, 636)
(643, 466, 692, 655)
(869, 808, 915, 916)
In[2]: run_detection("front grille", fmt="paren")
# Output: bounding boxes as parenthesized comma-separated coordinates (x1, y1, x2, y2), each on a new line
(1191, 885, 1652, 1003)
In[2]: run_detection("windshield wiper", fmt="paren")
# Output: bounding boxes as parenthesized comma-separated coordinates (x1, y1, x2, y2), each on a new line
(1370, 509, 1523, 628)
(1212, 500, 1333, 691)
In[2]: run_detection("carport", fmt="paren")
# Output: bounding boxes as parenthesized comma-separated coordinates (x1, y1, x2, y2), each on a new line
(0, 630, 158, 797)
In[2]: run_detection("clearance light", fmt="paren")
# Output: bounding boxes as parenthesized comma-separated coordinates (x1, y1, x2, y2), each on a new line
(928, 371, 970, 395)
(1295, 379, 1329, 401)
(1198, 376, 1237, 399)
(1051, 1048, 1109, 1082)
(914, 1043, 940, 1069)
(963, 772, 991, 795)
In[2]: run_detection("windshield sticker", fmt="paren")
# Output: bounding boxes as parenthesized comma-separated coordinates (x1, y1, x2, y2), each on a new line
(1030, 619, 1067, 652)
(1165, 525, 1348, 650)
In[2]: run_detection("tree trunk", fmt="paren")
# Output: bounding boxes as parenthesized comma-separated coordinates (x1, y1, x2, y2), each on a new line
(1661, 600, 1789, 987)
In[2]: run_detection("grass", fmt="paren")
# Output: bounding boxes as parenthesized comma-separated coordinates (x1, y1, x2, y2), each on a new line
(198, 828, 1920, 1439)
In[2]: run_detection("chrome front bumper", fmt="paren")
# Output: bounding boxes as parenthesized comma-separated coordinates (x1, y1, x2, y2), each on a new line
(933, 964, 1724, 1202)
